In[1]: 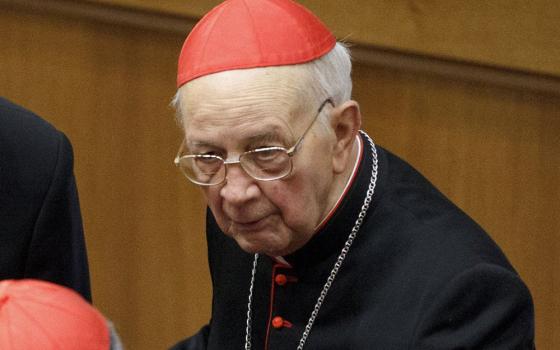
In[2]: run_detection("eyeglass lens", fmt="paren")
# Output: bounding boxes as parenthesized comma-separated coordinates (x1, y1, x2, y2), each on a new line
(178, 148, 292, 185)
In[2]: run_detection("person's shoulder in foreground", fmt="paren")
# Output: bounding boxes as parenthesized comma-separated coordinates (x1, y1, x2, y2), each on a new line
(168, 0, 535, 349)
(0, 97, 91, 300)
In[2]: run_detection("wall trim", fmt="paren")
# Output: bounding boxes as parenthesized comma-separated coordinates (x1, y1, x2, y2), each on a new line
(0, 0, 195, 34)
(351, 45, 560, 96)
(2, 0, 559, 95)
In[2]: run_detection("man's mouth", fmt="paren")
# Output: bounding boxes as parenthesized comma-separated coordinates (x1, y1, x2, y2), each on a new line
(233, 216, 269, 232)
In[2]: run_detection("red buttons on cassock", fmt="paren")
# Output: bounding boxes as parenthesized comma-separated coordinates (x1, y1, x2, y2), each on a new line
(272, 316, 284, 329)
(275, 274, 287, 286)
(271, 316, 293, 329)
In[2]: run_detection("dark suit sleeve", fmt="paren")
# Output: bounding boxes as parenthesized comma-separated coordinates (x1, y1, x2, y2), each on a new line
(410, 263, 535, 349)
(23, 132, 91, 301)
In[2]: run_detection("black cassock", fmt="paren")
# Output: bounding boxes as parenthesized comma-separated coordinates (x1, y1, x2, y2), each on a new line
(172, 132, 534, 349)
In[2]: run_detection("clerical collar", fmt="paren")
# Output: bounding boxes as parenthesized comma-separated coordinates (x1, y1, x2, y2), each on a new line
(273, 134, 365, 267)
(313, 135, 363, 232)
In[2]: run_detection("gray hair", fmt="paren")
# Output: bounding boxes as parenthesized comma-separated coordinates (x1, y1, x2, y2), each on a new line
(171, 42, 353, 129)
(302, 42, 353, 130)
(305, 42, 353, 107)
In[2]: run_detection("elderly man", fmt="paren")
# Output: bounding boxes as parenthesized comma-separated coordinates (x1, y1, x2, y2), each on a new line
(170, 1, 534, 349)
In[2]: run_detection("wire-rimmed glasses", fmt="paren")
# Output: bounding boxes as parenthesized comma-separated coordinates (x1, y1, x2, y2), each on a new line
(174, 98, 334, 186)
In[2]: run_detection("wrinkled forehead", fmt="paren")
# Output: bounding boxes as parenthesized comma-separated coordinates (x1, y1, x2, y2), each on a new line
(179, 65, 314, 128)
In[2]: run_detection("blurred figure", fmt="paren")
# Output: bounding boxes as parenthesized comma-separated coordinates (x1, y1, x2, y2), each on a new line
(0, 279, 123, 350)
(0, 97, 91, 300)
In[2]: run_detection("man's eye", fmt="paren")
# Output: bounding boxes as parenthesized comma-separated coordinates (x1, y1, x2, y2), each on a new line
(197, 155, 220, 162)
(193, 155, 222, 173)
(198, 151, 221, 157)
(255, 149, 279, 161)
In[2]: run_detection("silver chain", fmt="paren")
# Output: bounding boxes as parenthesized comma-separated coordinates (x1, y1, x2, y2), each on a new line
(244, 131, 378, 350)
(245, 252, 260, 350)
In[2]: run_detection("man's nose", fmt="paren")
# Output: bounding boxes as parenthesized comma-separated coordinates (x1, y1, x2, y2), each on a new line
(219, 163, 259, 204)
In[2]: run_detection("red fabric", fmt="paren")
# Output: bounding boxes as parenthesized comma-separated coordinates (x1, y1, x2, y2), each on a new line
(177, 0, 336, 87)
(0, 279, 109, 350)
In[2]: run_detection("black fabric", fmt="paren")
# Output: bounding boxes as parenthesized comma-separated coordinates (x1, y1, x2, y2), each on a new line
(0, 97, 91, 301)
(172, 133, 534, 349)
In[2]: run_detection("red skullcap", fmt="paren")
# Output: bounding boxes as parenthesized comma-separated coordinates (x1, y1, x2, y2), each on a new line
(0, 279, 110, 350)
(177, 0, 336, 87)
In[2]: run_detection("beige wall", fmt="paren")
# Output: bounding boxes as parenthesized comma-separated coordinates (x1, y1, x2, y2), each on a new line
(0, 1, 558, 349)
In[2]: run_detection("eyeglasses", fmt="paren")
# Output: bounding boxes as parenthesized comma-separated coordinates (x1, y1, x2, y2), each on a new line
(174, 98, 334, 186)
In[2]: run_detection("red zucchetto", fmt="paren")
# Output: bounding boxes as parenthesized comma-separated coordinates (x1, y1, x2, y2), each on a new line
(177, 0, 336, 87)
(0, 279, 110, 350)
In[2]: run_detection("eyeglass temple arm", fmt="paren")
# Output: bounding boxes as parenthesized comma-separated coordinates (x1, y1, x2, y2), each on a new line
(287, 98, 334, 156)
(174, 139, 187, 165)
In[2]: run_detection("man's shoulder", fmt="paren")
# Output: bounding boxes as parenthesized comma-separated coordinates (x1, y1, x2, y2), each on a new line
(0, 97, 62, 146)
(368, 146, 516, 273)
(0, 97, 70, 197)
(375, 147, 490, 241)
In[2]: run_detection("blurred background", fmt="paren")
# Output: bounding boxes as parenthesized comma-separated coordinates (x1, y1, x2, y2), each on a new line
(0, 0, 558, 349)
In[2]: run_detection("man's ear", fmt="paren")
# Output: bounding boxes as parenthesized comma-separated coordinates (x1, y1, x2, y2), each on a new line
(330, 100, 361, 174)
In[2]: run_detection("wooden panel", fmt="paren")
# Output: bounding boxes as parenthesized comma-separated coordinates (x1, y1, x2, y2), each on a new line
(0, 6, 211, 350)
(353, 65, 560, 349)
(85, 0, 560, 77)
(87, 0, 218, 17)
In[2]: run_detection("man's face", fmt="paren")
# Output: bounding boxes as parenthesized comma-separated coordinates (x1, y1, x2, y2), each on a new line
(179, 67, 339, 256)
